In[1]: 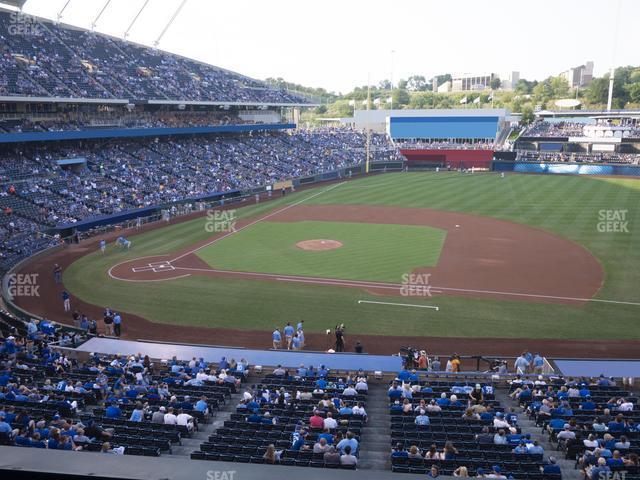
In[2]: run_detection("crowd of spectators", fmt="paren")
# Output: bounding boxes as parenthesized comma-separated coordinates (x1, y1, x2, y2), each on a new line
(193, 366, 368, 468)
(396, 140, 496, 150)
(522, 121, 640, 139)
(514, 374, 639, 479)
(0, 10, 309, 104)
(0, 320, 244, 455)
(0, 111, 255, 134)
(521, 122, 586, 138)
(0, 127, 401, 274)
(516, 150, 640, 165)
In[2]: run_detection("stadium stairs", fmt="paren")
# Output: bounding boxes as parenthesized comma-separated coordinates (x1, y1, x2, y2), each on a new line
(497, 389, 581, 480)
(356, 382, 392, 469)
(164, 385, 243, 458)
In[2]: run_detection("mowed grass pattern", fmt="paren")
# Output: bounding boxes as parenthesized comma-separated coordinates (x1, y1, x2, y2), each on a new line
(63, 173, 640, 339)
(195, 220, 446, 282)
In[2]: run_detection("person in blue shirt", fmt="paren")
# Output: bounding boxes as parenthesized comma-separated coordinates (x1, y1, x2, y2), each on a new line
(248, 410, 263, 423)
(291, 430, 308, 451)
(336, 431, 358, 455)
(608, 415, 626, 433)
(105, 402, 122, 419)
(532, 353, 544, 372)
(318, 428, 333, 445)
(590, 457, 611, 480)
(391, 443, 408, 458)
(415, 410, 430, 426)
(513, 442, 528, 454)
(99, 239, 106, 253)
(388, 381, 402, 399)
(436, 393, 450, 406)
(195, 397, 208, 416)
(580, 396, 596, 411)
(113, 313, 122, 337)
(540, 457, 562, 475)
(129, 402, 145, 422)
(283, 323, 295, 349)
(0, 415, 15, 438)
(396, 369, 411, 382)
(272, 329, 282, 349)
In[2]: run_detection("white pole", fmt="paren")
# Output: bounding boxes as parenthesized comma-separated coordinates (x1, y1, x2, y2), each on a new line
(607, 0, 622, 111)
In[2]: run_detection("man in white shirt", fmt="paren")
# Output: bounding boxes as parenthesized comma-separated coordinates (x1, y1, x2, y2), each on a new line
(324, 412, 338, 430)
(355, 379, 368, 392)
(176, 409, 195, 432)
(163, 407, 177, 425)
(618, 399, 634, 411)
(493, 412, 511, 429)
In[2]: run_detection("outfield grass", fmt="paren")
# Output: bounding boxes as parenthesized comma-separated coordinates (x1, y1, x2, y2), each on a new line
(196, 220, 446, 282)
(63, 172, 640, 339)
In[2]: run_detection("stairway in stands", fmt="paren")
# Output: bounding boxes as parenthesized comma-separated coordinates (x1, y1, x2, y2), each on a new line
(165, 387, 242, 458)
(357, 382, 391, 470)
(495, 389, 582, 480)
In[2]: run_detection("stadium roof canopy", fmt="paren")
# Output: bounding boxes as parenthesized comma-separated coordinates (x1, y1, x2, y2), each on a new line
(0, 0, 28, 8)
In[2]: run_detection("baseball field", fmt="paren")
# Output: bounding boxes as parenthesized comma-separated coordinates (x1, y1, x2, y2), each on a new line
(18, 171, 640, 355)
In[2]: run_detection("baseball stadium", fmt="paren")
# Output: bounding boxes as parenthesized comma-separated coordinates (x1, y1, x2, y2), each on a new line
(1, 1, 640, 479)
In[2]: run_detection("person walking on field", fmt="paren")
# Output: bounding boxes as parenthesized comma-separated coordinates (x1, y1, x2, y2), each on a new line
(284, 323, 295, 350)
(54, 264, 62, 283)
(61, 290, 71, 312)
(103, 309, 114, 336)
(272, 328, 282, 350)
(113, 312, 122, 337)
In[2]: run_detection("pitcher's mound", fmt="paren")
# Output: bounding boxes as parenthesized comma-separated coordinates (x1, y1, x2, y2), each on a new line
(296, 239, 343, 251)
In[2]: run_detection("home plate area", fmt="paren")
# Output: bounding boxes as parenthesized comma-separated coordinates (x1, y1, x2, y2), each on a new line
(132, 261, 175, 273)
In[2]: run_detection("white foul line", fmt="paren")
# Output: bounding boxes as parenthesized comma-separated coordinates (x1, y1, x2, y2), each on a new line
(358, 300, 439, 310)
(170, 182, 346, 262)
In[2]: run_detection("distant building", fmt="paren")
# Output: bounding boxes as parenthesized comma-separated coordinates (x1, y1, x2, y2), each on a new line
(449, 72, 519, 92)
(500, 71, 520, 90)
(437, 81, 452, 93)
(559, 62, 594, 88)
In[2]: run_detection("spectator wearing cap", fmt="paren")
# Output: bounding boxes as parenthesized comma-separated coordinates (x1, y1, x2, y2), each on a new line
(527, 440, 544, 455)
(486, 466, 506, 479)
(540, 457, 562, 475)
(392, 443, 408, 458)
(580, 396, 596, 411)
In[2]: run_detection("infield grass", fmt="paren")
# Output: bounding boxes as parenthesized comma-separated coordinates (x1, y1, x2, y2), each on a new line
(195, 220, 446, 282)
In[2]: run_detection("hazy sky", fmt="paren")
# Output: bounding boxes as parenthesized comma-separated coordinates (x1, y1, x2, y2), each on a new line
(13, 0, 640, 93)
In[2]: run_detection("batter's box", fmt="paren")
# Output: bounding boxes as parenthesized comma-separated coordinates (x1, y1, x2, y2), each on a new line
(132, 260, 174, 273)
